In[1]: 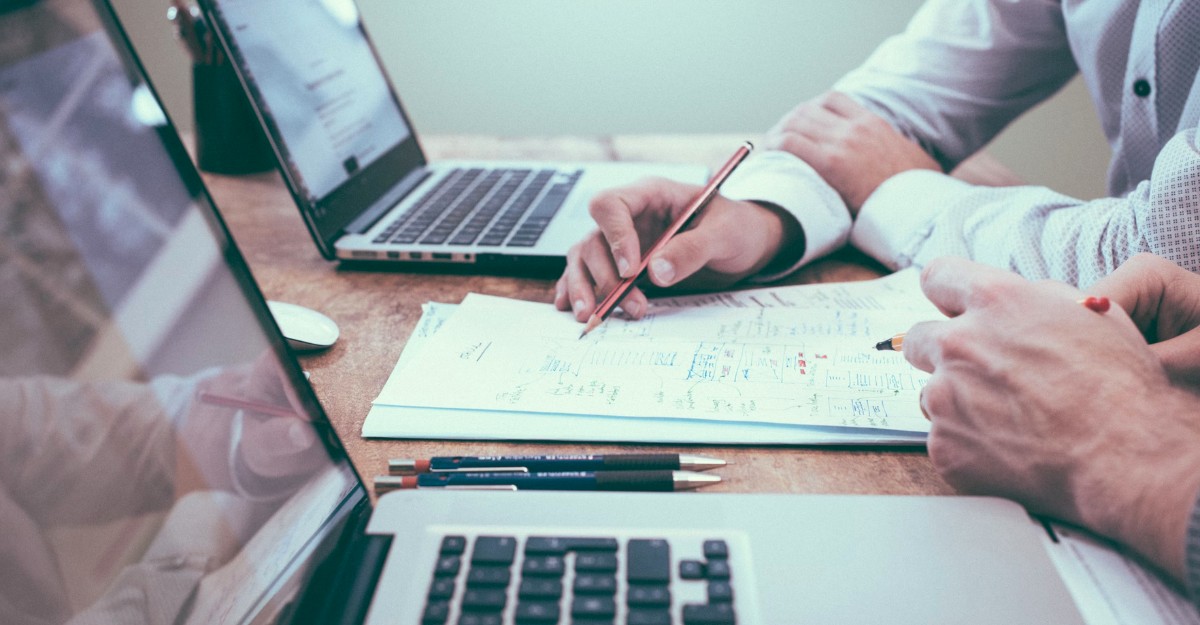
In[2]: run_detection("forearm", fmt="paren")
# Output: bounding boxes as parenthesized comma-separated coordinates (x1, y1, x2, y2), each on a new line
(851, 129, 1200, 286)
(0, 377, 177, 523)
(833, 0, 1076, 170)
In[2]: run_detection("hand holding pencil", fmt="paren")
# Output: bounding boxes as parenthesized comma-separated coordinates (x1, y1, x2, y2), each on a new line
(556, 144, 803, 328)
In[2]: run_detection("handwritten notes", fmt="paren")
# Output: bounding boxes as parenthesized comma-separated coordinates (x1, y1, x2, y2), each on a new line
(373, 270, 940, 434)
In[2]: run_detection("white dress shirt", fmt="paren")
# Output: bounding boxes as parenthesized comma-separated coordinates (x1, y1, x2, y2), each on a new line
(722, 0, 1200, 287)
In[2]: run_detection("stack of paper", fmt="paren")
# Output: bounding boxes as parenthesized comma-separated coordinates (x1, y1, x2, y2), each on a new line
(365, 270, 942, 445)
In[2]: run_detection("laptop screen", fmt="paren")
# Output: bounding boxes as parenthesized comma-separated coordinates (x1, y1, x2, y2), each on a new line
(0, 1, 361, 623)
(204, 0, 427, 254)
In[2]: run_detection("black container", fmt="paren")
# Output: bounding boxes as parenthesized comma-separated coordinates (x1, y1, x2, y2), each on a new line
(193, 60, 274, 175)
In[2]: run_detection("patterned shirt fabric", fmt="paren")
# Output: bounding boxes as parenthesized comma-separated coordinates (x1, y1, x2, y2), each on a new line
(720, 0, 1200, 607)
(723, 0, 1200, 288)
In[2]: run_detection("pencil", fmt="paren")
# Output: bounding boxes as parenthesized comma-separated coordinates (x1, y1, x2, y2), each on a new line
(579, 141, 754, 338)
(873, 296, 1111, 352)
(196, 390, 303, 419)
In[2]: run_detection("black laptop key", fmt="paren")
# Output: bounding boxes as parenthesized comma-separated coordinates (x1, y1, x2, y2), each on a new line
(518, 578, 563, 599)
(428, 577, 456, 600)
(471, 536, 516, 565)
(680, 560, 705, 579)
(571, 596, 616, 619)
(526, 535, 617, 555)
(514, 601, 560, 624)
(626, 539, 670, 584)
(421, 601, 450, 625)
(433, 555, 461, 577)
(702, 540, 729, 559)
(522, 555, 566, 577)
(573, 573, 616, 595)
(627, 610, 672, 625)
(627, 585, 671, 607)
(440, 536, 467, 555)
(706, 559, 731, 580)
(461, 588, 507, 612)
(457, 614, 501, 625)
(682, 602, 736, 625)
(466, 565, 511, 588)
(574, 552, 618, 573)
(708, 580, 734, 603)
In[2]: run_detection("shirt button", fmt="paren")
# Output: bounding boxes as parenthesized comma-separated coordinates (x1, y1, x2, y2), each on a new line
(1133, 79, 1151, 98)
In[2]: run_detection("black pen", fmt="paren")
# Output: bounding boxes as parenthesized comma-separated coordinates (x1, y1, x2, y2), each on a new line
(373, 470, 720, 493)
(388, 453, 726, 475)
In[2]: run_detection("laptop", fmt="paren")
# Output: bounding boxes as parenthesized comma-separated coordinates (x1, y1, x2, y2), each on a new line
(0, 2, 1088, 624)
(195, 0, 706, 271)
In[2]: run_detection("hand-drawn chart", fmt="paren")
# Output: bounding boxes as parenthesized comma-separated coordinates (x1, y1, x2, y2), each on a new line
(377, 273, 941, 432)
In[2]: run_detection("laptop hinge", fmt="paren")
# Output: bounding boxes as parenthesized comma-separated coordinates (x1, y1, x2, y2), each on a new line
(286, 501, 393, 625)
(343, 167, 431, 235)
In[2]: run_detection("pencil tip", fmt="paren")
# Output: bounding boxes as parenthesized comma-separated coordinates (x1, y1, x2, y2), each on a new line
(874, 339, 893, 351)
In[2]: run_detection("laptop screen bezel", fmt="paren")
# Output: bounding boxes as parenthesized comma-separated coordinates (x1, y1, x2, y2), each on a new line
(85, 1, 375, 621)
(199, 0, 428, 259)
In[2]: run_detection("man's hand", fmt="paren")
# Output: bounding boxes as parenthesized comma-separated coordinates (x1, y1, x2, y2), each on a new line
(1090, 253, 1200, 388)
(764, 91, 939, 214)
(902, 257, 1200, 584)
(555, 178, 799, 321)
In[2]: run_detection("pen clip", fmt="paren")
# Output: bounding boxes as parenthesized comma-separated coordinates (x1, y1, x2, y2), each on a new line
(444, 485, 519, 491)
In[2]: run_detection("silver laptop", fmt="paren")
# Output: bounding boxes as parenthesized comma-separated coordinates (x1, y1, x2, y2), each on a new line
(197, 0, 706, 271)
(0, 2, 1085, 623)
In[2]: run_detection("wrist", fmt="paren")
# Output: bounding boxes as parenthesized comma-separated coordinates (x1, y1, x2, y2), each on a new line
(749, 201, 805, 276)
(1079, 390, 1200, 583)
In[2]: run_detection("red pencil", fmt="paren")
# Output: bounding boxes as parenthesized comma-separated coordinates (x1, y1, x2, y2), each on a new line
(579, 141, 754, 338)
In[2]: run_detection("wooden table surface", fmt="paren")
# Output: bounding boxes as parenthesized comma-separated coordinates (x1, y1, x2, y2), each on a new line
(200, 135, 1016, 498)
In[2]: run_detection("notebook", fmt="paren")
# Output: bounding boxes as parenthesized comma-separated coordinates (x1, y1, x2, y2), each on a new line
(196, 0, 706, 271)
(0, 2, 1150, 624)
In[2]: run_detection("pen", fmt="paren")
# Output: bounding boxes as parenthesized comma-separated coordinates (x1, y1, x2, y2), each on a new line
(196, 390, 303, 419)
(373, 470, 720, 493)
(873, 295, 1112, 352)
(579, 141, 754, 338)
(388, 453, 726, 474)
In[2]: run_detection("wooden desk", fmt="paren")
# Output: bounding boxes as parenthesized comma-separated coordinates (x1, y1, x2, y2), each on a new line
(201, 136, 1014, 497)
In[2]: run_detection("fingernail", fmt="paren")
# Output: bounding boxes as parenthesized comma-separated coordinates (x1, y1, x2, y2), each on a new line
(573, 299, 586, 314)
(651, 258, 675, 284)
(624, 299, 643, 317)
(617, 257, 631, 277)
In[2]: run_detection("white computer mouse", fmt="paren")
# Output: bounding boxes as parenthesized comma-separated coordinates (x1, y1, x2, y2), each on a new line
(267, 301, 339, 352)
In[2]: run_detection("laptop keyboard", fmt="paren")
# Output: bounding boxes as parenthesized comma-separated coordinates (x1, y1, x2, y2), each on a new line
(373, 167, 582, 249)
(420, 534, 737, 625)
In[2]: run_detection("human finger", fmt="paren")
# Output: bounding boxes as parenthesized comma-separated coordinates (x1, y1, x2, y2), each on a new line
(1090, 253, 1200, 341)
(589, 179, 697, 279)
(819, 91, 872, 120)
(581, 235, 651, 319)
(562, 241, 601, 320)
(774, 101, 846, 142)
(1150, 327, 1200, 387)
(918, 257, 1022, 318)
(646, 225, 735, 288)
(899, 319, 944, 373)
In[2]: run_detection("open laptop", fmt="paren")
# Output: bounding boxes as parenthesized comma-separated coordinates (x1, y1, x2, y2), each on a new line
(0, 2, 1089, 624)
(195, 0, 706, 271)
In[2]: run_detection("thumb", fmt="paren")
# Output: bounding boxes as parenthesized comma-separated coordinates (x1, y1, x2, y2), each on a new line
(646, 227, 726, 287)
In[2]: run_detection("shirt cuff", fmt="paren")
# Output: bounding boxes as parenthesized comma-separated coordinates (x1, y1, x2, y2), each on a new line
(851, 169, 971, 270)
(719, 150, 851, 282)
(1186, 488, 1200, 609)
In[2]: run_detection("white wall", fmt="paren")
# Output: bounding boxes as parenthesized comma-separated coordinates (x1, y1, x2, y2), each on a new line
(115, 0, 1112, 200)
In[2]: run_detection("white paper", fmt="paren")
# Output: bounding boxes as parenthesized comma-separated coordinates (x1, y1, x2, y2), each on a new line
(1044, 524, 1200, 625)
(369, 272, 938, 441)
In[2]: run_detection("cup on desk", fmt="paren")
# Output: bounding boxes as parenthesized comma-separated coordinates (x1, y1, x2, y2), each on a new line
(192, 58, 274, 175)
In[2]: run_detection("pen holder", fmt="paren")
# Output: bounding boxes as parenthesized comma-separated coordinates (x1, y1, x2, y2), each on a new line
(192, 60, 274, 175)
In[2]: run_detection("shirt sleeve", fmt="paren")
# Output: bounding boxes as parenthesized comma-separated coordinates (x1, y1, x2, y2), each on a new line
(719, 150, 851, 282)
(1188, 488, 1200, 610)
(833, 0, 1078, 171)
(850, 128, 1200, 287)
